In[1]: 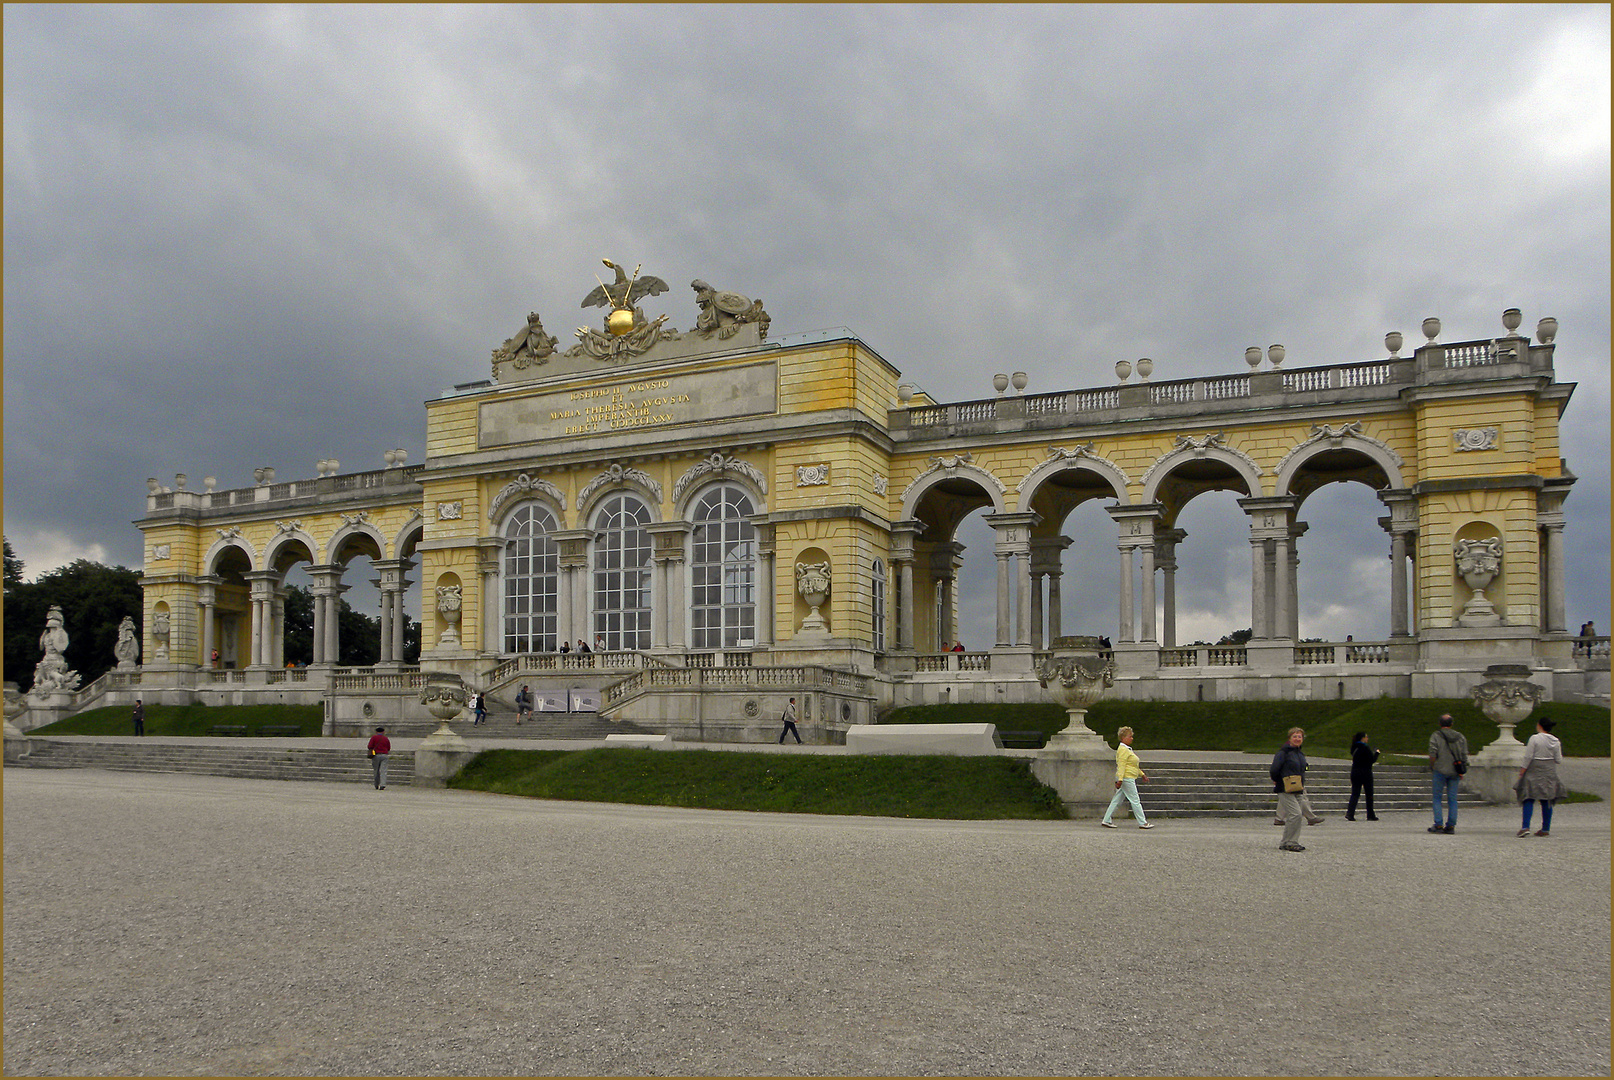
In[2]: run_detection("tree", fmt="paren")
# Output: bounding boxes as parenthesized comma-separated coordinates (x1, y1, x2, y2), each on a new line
(279, 585, 383, 667)
(3, 536, 23, 596)
(3, 558, 143, 691)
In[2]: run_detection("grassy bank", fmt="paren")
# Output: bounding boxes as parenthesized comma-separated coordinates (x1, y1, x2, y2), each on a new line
(449, 747, 1068, 820)
(29, 703, 324, 738)
(885, 699, 1610, 762)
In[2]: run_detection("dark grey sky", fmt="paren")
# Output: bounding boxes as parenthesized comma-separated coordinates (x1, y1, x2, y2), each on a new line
(5, 4, 1608, 643)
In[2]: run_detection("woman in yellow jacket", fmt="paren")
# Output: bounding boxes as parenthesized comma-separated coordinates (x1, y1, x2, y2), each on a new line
(1100, 726, 1155, 829)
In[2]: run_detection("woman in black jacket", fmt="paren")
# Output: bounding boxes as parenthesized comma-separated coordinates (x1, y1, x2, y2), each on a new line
(1346, 731, 1381, 821)
(1270, 728, 1309, 852)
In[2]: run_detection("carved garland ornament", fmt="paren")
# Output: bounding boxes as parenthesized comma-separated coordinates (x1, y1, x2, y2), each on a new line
(149, 544, 171, 561)
(1271, 421, 1406, 481)
(796, 464, 831, 486)
(1017, 443, 1130, 492)
(899, 451, 1008, 504)
(340, 511, 371, 528)
(275, 520, 303, 534)
(488, 473, 567, 522)
(671, 453, 768, 504)
(216, 527, 242, 541)
(1139, 432, 1265, 492)
(577, 463, 663, 508)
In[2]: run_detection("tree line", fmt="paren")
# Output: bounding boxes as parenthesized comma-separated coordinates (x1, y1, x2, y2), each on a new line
(4, 538, 418, 692)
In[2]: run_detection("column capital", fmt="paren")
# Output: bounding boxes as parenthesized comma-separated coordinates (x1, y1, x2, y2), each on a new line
(1238, 495, 1299, 539)
(983, 511, 1041, 553)
(1106, 503, 1163, 547)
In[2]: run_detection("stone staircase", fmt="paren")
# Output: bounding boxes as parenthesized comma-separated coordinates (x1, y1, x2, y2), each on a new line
(459, 709, 651, 740)
(11, 740, 417, 787)
(1129, 758, 1485, 818)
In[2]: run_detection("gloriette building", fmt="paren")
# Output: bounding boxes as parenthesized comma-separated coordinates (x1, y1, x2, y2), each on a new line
(116, 263, 1602, 737)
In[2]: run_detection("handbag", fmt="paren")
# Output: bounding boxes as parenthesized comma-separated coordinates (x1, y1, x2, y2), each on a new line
(1441, 730, 1467, 775)
(1282, 773, 1304, 794)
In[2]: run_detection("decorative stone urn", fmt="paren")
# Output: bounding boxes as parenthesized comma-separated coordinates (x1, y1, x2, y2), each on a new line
(1535, 316, 1557, 344)
(1266, 344, 1285, 368)
(1114, 359, 1131, 382)
(1133, 358, 1153, 380)
(1454, 537, 1503, 626)
(993, 373, 1009, 395)
(1010, 371, 1028, 393)
(415, 671, 475, 786)
(1244, 346, 1262, 369)
(1422, 316, 1441, 343)
(1501, 308, 1522, 335)
(794, 561, 832, 635)
(1385, 331, 1403, 358)
(1465, 664, 1545, 803)
(1034, 636, 1114, 746)
(435, 585, 463, 647)
(1470, 664, 1543, 747)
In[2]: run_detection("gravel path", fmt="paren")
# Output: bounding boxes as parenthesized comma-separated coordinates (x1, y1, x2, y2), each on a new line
(4, 767, 1608, 1076)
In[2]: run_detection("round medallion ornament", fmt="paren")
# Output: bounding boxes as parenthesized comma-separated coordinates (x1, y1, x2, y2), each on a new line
(607, 308, 635, 336)
(743, 698, 760, 718)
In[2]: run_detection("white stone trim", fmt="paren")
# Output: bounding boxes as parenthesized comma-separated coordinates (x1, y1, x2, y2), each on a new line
(578, 463, 663, 511)
(899, 452, 1009, 518)
(796, 464, 831, 486)
(488, 473, 567, 522)
(1014, 443, 1131, 511)
(1140, 432, 1266, 504)
(672, 452, 768, 505)
(1453, 427, 1499, 452)
(1273, 421, 1408, 494)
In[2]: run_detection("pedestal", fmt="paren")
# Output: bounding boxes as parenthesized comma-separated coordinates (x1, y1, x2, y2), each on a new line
(1029, 741, 1120, 818)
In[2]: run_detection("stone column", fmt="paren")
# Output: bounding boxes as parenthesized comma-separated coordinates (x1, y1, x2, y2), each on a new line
(1028, 570, 1044, 650)
(1047, 570, 1063, 642)
(1157, 529, 1184, 649)
(476, 543, 502, 656)
(752, 521, 776, 649)
(890, 521, 925, 653)
(1140, 540, 1157, 644)
(271, 588, 287, 669)
(244, 572, 279, 668)
(1239, 497, 1299, 642)
(647, 522, 691, 652)
(1287, 522, 1305, 642)
(1388, 530, 1409, 637)
(553, 529, 596, 653)
(985, 512, 1039, 649)
(1035, 535, 1073, 646)
(1542, 522, 1567, 633)
(1117, 546, 1134, 643)
(993, 551, 1012, 646)
(197, 576, 220, 669)
(325, 582, 348, 665)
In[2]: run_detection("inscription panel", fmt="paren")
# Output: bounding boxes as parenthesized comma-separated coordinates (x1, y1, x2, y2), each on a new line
(480, 360, 778, 448)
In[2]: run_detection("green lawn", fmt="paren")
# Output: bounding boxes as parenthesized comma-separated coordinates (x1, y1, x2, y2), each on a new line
(885, 698, 1610, 762)
(449, 747, 1068, 820)
(30, 703, 324, 738)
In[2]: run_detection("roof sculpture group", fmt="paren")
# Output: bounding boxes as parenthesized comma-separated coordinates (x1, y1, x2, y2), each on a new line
(491, 259, 770, 374)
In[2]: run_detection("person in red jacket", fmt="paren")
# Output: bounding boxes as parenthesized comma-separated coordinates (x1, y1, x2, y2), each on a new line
(366, 726, 391, 790)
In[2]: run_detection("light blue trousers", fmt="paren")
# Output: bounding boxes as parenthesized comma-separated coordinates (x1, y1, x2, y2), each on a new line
(1102, 779, 1147, 825)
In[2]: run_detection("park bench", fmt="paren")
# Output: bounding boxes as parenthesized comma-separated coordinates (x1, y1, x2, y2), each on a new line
(255, 725, 303, 737)
(208, 725, 249, 737)
(997, 730, 1048, 749)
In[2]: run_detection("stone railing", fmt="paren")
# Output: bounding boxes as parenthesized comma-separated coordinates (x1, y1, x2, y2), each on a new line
(329, 668, 426, 691)
(146, 465, 424, 515)
(913, 652, 992, 673)
(486, 651, 648, 685)
(604, 664, 873, 708)
(890, 340, 1545, 441)
(1572, 636, 1610, 660)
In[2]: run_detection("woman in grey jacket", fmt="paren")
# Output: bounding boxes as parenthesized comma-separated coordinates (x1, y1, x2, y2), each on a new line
(1270, 728, 1309, 852)
(1515, 717, 1568, 837)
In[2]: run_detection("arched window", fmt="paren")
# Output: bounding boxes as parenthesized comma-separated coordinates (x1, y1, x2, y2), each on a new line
(690, 484, 757, 648)
(503, 504, 559, 653)
(593, 494, 652, 651)
(871, 557, 887, 653)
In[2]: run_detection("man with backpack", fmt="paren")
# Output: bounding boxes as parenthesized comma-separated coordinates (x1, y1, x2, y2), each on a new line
(515, 685, 533, 725)
(1428, 714, 1469, 834)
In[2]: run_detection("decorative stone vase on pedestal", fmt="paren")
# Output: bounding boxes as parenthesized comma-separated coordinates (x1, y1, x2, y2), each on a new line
(1464, 664, 1544, 804)
(435, 585, 463, 647)
(1026, 636, 1120, 817)
(1454, 538, 1503, 627)
(414, 671, 475, 787)
(794, 561, 832, 638)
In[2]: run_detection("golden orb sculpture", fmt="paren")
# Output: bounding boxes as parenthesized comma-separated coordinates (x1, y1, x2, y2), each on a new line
(607, 308, 635, 336)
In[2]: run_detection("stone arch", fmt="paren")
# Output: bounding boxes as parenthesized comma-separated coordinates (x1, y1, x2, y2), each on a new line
(899, 457, 1009, 521)
(672, 452, 768, 518)
(204, 535, 257, 575)
(394, 511, 426, 561)
(1140, 439, 1266, 509)
(577, 464, 665, 525)
(263, 528, 319, 574)
(325, 520, 388, 565)
(493, 493, 567, 536)
(1014, 449, 1132, 520)
(1274, 425, 1406, 502)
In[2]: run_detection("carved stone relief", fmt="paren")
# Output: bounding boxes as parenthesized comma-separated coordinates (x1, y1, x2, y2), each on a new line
(437, 502, 463, 521)
(149, 543, 171, 561)
(113, 615, 140, 670)
(689, 279, 770, 341)
(796, 464, 830, 486)
(32, 606, 81, 692)
(1453, 428, 1499, 452)
(578, 463, 663, 508)
(488, 473, 567, 522)
(672, 453, 768, 504)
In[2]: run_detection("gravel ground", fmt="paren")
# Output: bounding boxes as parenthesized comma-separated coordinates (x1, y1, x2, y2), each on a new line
(4, 767, 1608, 1077)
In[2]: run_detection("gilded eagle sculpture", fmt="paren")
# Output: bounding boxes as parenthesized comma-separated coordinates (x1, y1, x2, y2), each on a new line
(580, 259, 669, 315)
